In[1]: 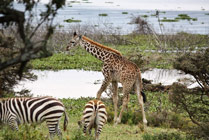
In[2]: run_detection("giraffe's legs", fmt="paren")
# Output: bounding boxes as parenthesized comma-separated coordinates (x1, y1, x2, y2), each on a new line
(135, 81, 147, 127)
(116, 92, 129, 124)
(96, 78, 111, 99)
(116, 85, 132, 124)
(112, 81, 118, 123)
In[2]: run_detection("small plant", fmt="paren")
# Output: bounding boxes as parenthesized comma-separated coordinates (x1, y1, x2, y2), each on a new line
(71, 129, 94, 140)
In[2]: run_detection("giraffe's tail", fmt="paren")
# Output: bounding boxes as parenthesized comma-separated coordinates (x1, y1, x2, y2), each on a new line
(137, 70, 147, 103)
(141, 91, 147, 103)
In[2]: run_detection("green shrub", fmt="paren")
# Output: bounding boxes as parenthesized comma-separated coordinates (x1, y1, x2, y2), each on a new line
(0, 125, 47, 140)
(71, 129, 94, 140)
(142, 132, 197, 140)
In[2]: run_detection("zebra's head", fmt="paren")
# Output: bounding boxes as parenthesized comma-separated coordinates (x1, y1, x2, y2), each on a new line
(77, 119, 84, 129)
(66, 32, 82, 51)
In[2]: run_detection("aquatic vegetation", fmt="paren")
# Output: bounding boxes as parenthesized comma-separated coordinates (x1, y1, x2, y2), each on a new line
(175, 14, 197, 21)
(141, 15, 149, 18)
(160, 18, 179, 22)
(70, 0, 80, 3)
(122, 12, 128, 14)
(99, 13, 108, 16)
(64, 19, 82, 23)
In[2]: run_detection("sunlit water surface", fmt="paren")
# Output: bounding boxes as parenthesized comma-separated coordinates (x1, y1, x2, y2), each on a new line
(14, 69, 198, 99)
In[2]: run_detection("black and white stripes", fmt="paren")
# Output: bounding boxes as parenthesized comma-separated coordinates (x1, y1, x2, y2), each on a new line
(78, 100, 107, 140)
(0, 97, 68, 139)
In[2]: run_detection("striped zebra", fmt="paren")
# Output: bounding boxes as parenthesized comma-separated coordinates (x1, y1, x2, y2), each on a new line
(0, 96, 68, 139)
(78, 99, 107, 140)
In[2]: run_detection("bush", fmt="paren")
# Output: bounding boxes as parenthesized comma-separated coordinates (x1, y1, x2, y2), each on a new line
(171, 48, 209, 139)
(0, 125, 47, 140)
(142, 132, 198, 140)
(71, 129, 94, 140)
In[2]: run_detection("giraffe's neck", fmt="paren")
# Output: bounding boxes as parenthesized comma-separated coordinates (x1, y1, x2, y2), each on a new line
(80, 36, 122, 62)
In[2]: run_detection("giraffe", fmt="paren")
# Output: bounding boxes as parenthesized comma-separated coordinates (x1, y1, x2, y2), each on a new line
(66, 32, 147, 127)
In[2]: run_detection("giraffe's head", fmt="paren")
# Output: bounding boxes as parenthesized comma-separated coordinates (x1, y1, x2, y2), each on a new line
(66, 32, 82, 51)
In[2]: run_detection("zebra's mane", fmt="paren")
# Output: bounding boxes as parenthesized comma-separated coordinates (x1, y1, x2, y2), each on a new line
(0, 96, 53, 101)
(82, 36, 122, 56)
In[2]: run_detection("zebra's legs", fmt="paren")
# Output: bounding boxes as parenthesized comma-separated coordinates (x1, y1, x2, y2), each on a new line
(46, 120, 59, 140)
(95, 125, 100, 140)
(55, 125, 62, 140)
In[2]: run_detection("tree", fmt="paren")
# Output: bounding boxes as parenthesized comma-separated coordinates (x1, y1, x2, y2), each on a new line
(0, 0, 65, 96)
(170, 48, 209, 138)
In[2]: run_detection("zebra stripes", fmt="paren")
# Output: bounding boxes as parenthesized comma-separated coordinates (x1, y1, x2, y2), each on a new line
(78, 99, 107, 140)
(0, 96, 68, 139)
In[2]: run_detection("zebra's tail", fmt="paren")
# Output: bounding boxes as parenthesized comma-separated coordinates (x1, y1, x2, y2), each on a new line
(63, 110, 68, 131)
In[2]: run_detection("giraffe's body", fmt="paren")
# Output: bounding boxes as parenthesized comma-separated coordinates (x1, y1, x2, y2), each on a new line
(67, 32, 147, 126)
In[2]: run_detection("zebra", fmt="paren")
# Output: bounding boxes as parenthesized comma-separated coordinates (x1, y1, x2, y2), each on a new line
(78, 99, 107, 140)
(0, 96, 68, 139)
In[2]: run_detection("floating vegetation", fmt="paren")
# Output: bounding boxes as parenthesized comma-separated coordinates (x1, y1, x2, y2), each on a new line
(64, 19, 82, 23)
(70, 1, 80, 3)
(175, 14, 197, 21)
(141, 15, 148, 18)
(160, 19, 179, 22)
(99, 13, 108, 16)
(58, 25, 64, 28)
(160, 11, 166, 14)
(122, 12, 128, 14)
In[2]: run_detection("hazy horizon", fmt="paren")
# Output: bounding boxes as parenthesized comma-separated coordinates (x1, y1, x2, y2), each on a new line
(40, 0, 209, 11)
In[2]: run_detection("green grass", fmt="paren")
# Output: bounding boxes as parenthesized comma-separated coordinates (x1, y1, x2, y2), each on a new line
(30, 52, 103, 71)
(29, 33, 208, 71)
(0, 92, 196, 140)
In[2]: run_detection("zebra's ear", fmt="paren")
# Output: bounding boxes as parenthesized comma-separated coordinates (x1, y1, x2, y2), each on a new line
(73, 32, 77, 37)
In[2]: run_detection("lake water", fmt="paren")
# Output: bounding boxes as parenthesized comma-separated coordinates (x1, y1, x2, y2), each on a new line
(14, 69, 198, 99)
(13, 0, 209, 34)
